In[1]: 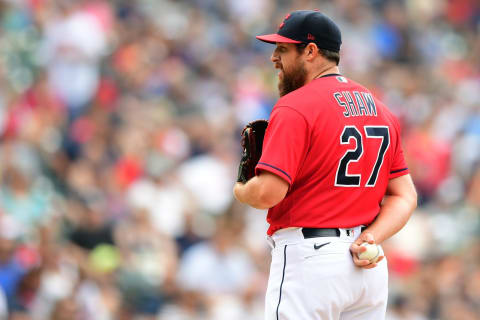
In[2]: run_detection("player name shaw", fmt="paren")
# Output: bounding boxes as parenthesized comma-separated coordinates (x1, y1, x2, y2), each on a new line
(333, 91, 377, 118)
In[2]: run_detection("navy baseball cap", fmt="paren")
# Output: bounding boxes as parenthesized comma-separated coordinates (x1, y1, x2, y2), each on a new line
(256, 10, 342, 53)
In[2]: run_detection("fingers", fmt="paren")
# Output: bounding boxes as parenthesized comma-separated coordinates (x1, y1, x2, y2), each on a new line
(349, 242, 366, 255)
(362, 263, 378, 269)
(352, 255, 371, 267)
(352, 254, 384, 269)
(352, 231, 375, 248)
(350, 240, 385, 269)
(361, 255, 385, 269)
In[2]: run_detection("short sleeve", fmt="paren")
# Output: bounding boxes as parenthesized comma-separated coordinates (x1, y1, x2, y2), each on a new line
(255, 106, 309, 185)
(389, 118, 409, 179)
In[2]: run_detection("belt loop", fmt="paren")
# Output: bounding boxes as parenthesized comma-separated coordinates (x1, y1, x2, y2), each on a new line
(339, 227, 358, 239)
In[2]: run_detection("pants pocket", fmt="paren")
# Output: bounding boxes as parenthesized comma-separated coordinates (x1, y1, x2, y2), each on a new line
(300, 240, 349, 260)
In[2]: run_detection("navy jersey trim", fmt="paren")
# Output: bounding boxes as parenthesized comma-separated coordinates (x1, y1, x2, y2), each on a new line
(276, 245, 288, 320)
(390, 168, 408, 174)
(318, 73, 341, 78)
(258, 162, 292, 182)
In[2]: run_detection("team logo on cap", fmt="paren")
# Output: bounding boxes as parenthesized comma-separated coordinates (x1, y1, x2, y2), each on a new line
(278, 13, 291, 30)
(307, 33, 315, 40)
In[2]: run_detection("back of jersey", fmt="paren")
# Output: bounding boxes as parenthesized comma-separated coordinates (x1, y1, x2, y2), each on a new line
(256, 75, 409, 235)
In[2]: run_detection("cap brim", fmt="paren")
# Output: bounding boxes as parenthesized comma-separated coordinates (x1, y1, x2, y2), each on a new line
(256, 34, 302, 44)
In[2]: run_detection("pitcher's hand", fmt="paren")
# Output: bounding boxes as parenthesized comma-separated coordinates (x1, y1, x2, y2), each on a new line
(350, 231, 384, 269)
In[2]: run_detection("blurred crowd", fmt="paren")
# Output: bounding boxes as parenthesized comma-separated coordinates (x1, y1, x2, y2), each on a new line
(0, 0, 479, 319)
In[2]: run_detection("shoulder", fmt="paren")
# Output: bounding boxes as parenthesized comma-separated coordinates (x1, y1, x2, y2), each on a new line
(273, 86, 318, 121)
(273, 90, 308, 115)
(269, 104, 309, 131)
(276, 84, 317, 107)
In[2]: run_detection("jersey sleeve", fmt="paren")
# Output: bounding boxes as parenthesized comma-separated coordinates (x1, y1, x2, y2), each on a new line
(389, 118, 409, 179)
(255, 106, 309, 185)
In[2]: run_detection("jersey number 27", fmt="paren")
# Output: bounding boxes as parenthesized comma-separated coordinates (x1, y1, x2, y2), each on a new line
(335, 125, 390, 187)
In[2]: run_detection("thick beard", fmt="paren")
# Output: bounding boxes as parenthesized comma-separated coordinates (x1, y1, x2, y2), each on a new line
(278, 60, 308, 97)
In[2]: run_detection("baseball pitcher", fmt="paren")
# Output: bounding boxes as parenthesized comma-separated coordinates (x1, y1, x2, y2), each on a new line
(234, 10, 417, 320)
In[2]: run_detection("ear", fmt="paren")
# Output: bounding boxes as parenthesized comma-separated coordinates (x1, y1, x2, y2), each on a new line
(305, 43, 319, 61)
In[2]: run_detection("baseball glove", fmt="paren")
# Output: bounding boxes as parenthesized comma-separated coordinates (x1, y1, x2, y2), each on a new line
(237, 119, 269, 183)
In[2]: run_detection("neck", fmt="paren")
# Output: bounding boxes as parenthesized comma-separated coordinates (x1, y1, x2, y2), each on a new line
(307, 65, 340, 84)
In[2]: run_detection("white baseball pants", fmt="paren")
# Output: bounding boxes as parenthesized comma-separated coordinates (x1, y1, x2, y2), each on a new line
(265, 227, 388, 320)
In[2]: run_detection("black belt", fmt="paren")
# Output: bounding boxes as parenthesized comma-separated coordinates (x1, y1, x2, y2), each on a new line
(302, 227, 367, 239)
(302, 228, 340, 238)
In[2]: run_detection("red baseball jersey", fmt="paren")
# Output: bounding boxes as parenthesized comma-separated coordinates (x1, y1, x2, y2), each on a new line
(255, 74, 409, 235)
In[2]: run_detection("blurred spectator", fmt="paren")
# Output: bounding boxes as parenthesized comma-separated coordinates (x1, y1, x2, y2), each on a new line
(0, 287, 6, 320)
(174, 212, 205, 257)
(175, 216, 257, 319)
(126, 160, 191, 237)
(386, 294, 426, 320)
(114, 208, 177, 316)
(0, 215, 27, 311)
(40, 0, 109, 119)
(50, 295, 81, 320)
(177, 217, 254, 294)
(67, 197, 115, 251)
(0, 166, 52, 238)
